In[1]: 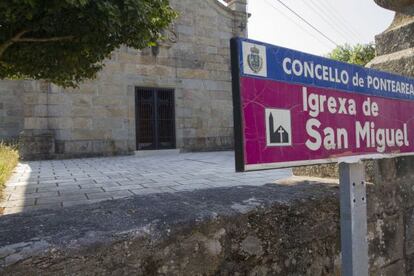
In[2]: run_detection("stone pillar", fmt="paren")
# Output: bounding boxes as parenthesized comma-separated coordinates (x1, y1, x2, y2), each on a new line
(224, 0, 248, 37)
(366, 2, 414, 274)
(367, 0, 414, 77)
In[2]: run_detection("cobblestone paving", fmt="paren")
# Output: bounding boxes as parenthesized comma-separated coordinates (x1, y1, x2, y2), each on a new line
(0, 152, 292, 215)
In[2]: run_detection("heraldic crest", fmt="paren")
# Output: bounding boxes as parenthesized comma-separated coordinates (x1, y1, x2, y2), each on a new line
(247, 46, 263, 73)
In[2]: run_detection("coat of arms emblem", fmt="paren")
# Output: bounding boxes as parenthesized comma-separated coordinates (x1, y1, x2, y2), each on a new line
(247, 46, 263, 73)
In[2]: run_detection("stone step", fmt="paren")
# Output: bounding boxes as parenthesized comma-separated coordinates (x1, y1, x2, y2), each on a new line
(134, 149, 181, 157)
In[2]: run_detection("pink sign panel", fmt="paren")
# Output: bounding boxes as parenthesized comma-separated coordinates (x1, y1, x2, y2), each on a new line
(231, 38, 414, 171)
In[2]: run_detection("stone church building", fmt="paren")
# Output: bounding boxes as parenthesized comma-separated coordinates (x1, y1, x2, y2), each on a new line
(0, 0, 248, 159)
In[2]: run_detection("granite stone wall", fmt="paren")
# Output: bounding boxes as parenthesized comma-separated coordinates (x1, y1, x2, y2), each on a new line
(0, 80, 31, 141)
(0, 0, 248, 158)
(367, 1, 414, 77)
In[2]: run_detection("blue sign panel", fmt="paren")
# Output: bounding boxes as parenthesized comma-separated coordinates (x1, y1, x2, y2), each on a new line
(238, 38, 414, 101)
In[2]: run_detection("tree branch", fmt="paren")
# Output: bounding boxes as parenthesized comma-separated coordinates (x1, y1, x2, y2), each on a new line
(0, 31, 75, 60)
(0, 30, 29, 59)
(16, 36, 74, 42)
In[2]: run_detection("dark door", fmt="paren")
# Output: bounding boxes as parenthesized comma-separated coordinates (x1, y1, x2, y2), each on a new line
(135, 87, 176, 150)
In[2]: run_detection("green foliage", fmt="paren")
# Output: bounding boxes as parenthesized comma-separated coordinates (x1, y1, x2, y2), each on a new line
(0, 143, 19, 190)
(0, 0, 177, 87)
(327, 43, 376, 66)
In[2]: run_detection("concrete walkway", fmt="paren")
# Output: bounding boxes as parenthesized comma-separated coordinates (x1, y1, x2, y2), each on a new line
(0, 151, 292, 215)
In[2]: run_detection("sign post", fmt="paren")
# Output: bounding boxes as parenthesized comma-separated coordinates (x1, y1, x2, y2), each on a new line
(230, 37, 414, 274)
(340, 163, 368, 276)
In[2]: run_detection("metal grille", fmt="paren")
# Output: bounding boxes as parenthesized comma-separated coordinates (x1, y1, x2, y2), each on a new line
(135, 88, 175, 150)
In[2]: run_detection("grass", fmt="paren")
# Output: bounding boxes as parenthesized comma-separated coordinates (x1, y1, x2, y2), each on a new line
(0, 143, 19, 191)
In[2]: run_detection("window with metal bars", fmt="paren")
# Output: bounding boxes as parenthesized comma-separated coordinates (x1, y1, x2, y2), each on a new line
(135, 87, 176, 150)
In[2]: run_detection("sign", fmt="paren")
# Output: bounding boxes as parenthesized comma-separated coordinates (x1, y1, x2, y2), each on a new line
(231, 37, 414, 172)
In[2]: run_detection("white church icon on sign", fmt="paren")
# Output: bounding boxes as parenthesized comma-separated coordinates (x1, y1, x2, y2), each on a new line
(265, 108, 292, 147)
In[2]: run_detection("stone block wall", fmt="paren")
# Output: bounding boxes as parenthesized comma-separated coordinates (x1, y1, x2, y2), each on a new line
(125, 0, 246, 151)
(365, 157, 414, 274)
(42, 76, 135, 158)
(0, 80, 29, 141)
(0, 0, 248, 158)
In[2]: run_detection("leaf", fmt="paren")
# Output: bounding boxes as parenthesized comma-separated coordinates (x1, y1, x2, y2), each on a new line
(327, 43, 376, 66)
(0, 0, 177, 87)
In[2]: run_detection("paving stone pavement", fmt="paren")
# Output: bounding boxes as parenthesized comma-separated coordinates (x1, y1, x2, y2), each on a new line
(0, 151, 292, 215)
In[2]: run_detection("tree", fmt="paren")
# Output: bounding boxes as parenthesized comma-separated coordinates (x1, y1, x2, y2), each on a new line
(327, 43, 376, 66)
(0, 0, 176, 87)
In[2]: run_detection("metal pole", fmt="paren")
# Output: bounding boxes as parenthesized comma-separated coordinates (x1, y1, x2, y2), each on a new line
(339, 162, 368, 276)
